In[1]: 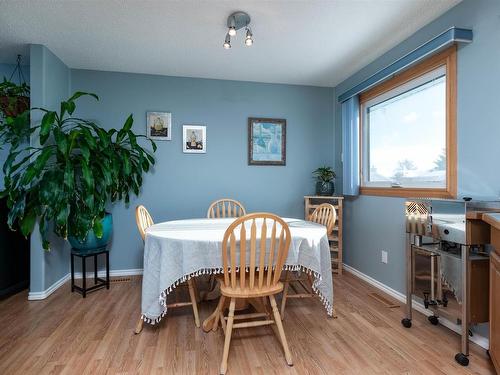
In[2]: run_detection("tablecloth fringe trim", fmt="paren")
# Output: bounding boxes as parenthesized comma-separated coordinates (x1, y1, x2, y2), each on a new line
(142, 265, 333, 324)
(283, 264, 333, 317)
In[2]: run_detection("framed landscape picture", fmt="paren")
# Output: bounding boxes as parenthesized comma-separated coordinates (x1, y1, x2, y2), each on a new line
(248, 118, 286, 165)
(183, 125, 206, 153)
(147, 112, 171, 141)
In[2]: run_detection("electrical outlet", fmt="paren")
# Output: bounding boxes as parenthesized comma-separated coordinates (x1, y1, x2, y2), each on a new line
(381, 251, 388, 264)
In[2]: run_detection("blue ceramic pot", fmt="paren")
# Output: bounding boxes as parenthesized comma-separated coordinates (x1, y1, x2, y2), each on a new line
(68, 213, 113, 253)
(316, 181, 335, 196)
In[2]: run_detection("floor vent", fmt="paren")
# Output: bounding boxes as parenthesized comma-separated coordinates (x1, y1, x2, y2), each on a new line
(368, 292, 400, 308)
(111, 277, 133, 283)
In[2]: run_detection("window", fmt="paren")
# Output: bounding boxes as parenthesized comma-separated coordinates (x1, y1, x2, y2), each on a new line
(359, 46, 456, 198)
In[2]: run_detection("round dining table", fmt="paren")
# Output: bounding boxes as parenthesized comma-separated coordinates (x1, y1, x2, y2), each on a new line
(140, 217, 334, 326)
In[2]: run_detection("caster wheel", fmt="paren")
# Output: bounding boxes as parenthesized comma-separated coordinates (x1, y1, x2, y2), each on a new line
(455, 353, 469, 366)
(428, 316, 439, 325)
(424, 300, 429, 309)
(401, 318, 412, 328)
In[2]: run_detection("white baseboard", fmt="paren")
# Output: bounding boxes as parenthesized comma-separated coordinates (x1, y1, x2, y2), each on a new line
(343, 263, 490, 350)
(28, 273, 71, 300)
(73, 268, 143, 279)
(27, 268, 143, 301)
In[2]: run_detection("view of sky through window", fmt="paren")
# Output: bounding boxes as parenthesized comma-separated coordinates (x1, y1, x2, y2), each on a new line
(366, 75, 446, 187)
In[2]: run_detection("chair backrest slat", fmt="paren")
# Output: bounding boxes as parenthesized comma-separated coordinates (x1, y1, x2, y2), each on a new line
(267, 221, 277, 286)
(238, 223, 246, 288)
(274, 229, 285, 285)
(249, 219, 257, 289)
(258, 218, 267, 288)
(135, 205, 154, 241)
(309, 203, 337, 235)
(231, 226, 238, 288)
(222, 213, 291, 291)
(207, 199, 246, 219)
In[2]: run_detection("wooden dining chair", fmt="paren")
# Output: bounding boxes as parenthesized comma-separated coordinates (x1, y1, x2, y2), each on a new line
(211, 213, 293, 374)
(280, 203, 337, 318)
(204, 199, 247, 299)
(207, 198, 246, 219)
(134, 205, 200, 334)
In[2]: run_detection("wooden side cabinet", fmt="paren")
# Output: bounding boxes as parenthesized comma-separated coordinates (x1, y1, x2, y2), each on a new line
(304, 196, 343, 275)
(490, 249, 500, 371)
(482, 213, 500, 373)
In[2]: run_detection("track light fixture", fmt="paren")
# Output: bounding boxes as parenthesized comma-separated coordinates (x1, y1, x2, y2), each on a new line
(223, 11, 253, 49)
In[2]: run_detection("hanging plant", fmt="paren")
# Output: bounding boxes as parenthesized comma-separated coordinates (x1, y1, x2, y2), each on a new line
(0, 55, 30, 118)
(0, 92, 157, 250)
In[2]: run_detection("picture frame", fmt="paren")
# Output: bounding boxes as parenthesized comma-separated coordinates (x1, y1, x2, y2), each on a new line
(248, 117, 286, 166)
(183, 125, 206, 153)
(147, 111, 171, 141)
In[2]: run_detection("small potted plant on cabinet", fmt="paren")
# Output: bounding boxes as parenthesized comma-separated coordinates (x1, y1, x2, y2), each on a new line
(313, 166, 336, 196)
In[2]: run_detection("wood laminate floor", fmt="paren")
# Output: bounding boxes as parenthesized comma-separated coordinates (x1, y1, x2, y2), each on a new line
(0, 272, 495, 374)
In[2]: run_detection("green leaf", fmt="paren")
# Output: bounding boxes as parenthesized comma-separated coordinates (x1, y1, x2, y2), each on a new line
(122, 152, 131, 175)
(20, 210, 37, 237)
(81, 159, 94, 189)
(20, 148, 52, 185)
(3, 150, 22, 174)
(79, 142, 90, 161)
(123, 114, 134, 131)
(68, 91, 99, 102)
(128, 131, 137, 148)
(81, 128, 97, 149)
(67, 100, 76, 115)
(55, 204, 69, 237)
(63, 162, 74, 190)
(40, 111, 56, 145)
(53, 127, 68, 155)
(93, 219, 103, 238)
(8, 153, 32, 175)
(7, 196, 25, 228)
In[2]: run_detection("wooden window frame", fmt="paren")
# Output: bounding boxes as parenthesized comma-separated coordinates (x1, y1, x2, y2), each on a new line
(358, 45, 457, 198)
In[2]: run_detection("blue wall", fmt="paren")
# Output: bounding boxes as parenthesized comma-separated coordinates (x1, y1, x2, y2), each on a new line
(335, 0, 500, 299)
(29, 44, 71, 293)
(70, 70, 334, 271)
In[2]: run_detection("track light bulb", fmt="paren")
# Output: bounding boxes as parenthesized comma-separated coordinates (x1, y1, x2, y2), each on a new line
(228, 26, 236, 36)
(223, 33, 231, 49)
(245, 28, 253, 46)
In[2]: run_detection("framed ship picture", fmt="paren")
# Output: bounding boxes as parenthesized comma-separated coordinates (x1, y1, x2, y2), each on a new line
(248, 117, 286, 165)
(183, 125, 206, 153)
(147, 112, 171, 141)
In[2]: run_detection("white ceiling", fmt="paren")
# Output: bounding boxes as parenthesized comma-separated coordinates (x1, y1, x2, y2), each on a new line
(0, 0, 461, 87)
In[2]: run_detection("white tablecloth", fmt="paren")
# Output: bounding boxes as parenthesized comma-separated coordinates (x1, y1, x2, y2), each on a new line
(141, 217, 333, 324)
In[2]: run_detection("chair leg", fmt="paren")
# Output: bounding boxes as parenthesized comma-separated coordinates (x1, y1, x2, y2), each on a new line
(134, 317, 144, 334)
(212, 296, 226, 331)
(281, 271, 290, 319)
(187, 279, 200, 328)
(270, 294, 293, 366)
(192, 277, 201, 303)
(220, 298, 236, 375)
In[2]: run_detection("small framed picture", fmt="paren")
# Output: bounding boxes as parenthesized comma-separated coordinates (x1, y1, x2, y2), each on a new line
(183, 125, 206, 153)
(147, 112, 171, 141)
(248, 118, 286, 165)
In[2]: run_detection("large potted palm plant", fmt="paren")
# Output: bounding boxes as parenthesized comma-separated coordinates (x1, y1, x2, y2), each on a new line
(0, 92, 156, 251)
